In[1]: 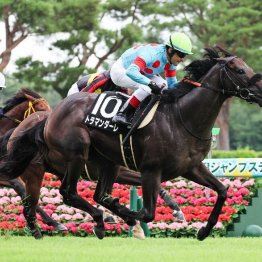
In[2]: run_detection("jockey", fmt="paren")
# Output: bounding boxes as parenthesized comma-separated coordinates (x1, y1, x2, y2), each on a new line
(0, 72, 6, 91)
(110, 32, 193, 125)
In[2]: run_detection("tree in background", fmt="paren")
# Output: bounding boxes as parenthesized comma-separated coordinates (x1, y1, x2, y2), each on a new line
(230, 100, 262, 151)
(155, 0, 262, 149)
(9, 0, 146, 97)
(0, 0, 60, 71)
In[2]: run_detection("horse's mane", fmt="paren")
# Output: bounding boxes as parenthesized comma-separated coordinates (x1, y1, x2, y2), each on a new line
(161, 46, 231, 103)
(3, 88, 42, 114)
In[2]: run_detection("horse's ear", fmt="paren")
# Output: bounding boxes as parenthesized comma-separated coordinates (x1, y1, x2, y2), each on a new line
(214, 57, 227, 64)
(215, 57, 234, 65)
(215, 45, 233, 57)
(24, 93, 35, 101)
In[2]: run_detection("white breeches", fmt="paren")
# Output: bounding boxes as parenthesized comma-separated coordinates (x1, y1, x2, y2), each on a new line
(110, 58, 166, 102)
(67, 83, 79, 96)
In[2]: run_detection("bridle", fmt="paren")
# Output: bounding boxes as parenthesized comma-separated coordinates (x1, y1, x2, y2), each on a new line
(219, 57, 253, 100)
(0, 98, 48, 125)
(203, 56, 260, 102)
(178, 56, 261, 141)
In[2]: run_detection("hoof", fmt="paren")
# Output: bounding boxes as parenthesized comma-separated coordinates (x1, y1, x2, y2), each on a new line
(54, 224, 68, 231)
(32, 229, 43, 240)
(132, 223, 145, 240)
(104, 215, 117, 224)
(126, 218, 136, 226)
(197, 226, 209, 241)
(93, 226, 105, 240)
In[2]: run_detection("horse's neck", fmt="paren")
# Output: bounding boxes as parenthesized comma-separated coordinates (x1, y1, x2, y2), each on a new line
(177, 85, 226, 138)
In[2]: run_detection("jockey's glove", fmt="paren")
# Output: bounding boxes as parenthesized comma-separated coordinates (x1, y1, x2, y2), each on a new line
(148, 81, 162, 95)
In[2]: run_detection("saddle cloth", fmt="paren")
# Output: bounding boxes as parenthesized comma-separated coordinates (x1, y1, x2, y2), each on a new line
(84, 91, 159, 133)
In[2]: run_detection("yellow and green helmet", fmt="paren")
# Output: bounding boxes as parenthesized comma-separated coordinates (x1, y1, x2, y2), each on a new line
(165, 32, 193, 55)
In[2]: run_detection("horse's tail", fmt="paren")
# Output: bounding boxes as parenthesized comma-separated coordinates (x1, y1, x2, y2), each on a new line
(0, 119, 47, 181)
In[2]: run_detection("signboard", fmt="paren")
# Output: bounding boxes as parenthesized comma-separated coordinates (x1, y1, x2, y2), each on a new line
(203, 158, 262, 177)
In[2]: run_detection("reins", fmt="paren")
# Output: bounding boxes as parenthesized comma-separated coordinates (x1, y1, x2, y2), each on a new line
(177, 102, 212, 141)
(174, 78, 212, 141)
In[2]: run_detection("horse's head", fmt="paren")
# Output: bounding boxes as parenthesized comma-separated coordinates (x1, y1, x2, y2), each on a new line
(2, 88, 52, 126)
(23, 90, 52, 115)
(214, 56, 262, 106)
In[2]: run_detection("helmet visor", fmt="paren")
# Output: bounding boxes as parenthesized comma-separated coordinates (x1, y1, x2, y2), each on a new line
(169, 36, 187, 58)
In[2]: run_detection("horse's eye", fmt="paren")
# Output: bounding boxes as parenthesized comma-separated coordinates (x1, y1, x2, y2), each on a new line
(237, 69, 245, 74)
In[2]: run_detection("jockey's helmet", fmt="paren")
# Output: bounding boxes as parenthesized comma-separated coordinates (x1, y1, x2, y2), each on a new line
(0, 72, 6, 90)
(165, 32, 193, 55)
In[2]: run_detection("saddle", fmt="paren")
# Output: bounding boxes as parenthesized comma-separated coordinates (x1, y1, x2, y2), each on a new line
(79, 71, 128, 94)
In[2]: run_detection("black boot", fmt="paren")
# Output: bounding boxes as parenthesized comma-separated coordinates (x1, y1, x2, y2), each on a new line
(112, 103, 136, 126)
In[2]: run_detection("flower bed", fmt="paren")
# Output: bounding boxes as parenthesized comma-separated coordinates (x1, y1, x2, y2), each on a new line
(0, 173, 257, 237)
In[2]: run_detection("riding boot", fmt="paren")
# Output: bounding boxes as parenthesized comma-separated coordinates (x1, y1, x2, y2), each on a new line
(112, 102, 136, 126)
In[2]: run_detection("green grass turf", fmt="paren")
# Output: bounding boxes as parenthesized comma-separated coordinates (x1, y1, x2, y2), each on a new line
(0, 236, 262, 262)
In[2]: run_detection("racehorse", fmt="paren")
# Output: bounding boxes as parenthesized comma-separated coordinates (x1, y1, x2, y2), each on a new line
(0, 46, 261, 241)
(0, 89, 66, 232)
(0, 88, 184, 239)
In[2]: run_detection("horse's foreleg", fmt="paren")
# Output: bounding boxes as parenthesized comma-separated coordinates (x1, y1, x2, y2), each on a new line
(59, 156, 105, 239)
(92, 161, 137, 226)
(117, 167, 184, 221)
(136, 169, 161, 223)
(159, 188, 186, 222)
(183, 163, 227, 241)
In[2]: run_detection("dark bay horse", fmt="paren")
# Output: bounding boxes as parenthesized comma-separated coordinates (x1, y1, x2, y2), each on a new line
(0, 104, 184, 239)
(0, 89, 66, 233)
(0, 76, 183, 239)
(1, 46, 261, 241)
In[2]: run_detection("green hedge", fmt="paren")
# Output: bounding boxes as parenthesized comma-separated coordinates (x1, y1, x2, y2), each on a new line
(211, 149, 262, 159)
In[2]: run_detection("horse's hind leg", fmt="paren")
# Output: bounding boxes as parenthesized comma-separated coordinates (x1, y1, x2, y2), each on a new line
(8, 177, 67, 232)
(134, 168, 162, 223)
(1, 176, 45, 239)
(183, 163, 227, 241)
(23, 165, 46, 239)
(59, 156, 105, 239)
(91, 158, 137, 226)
